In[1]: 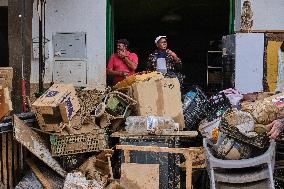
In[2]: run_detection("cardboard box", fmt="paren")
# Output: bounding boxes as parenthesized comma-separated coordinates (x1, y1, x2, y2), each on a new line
(0, 67, 13, 91)
(131, 78, 185, 129)
(0, 86, 12, 120)
(32, 84, 80, 132)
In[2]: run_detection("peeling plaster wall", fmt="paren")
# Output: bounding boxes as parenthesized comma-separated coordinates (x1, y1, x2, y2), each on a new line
(235, 0, 284, 32)
(31, 0, 106, 88)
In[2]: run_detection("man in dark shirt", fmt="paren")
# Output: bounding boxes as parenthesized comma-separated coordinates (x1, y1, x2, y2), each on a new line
(147, 36, 182, 73)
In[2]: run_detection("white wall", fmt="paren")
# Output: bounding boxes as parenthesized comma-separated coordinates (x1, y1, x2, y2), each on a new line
(31, 0, 107, 88)
(235, 33, 264, 93)
(235, 0, 284, 32)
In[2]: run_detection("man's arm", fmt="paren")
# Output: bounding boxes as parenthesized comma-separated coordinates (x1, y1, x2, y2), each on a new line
(167, 49, 181, 64)
(122, 56, 137, 71)
(106, 55, 128, 77)
(106, 69, 127, 77)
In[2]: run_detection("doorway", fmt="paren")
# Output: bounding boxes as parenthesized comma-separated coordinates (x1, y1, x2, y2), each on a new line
(113, 0, 230, 91)
(0, 6, 8, 67)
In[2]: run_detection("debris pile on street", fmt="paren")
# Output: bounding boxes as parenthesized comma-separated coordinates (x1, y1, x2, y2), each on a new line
(6, 71, 283, 188)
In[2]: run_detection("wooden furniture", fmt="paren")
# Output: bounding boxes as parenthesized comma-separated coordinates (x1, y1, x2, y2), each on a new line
(117, 144, 204, 189)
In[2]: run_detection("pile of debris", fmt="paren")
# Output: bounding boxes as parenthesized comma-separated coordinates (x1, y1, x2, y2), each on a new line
(12, 72, 206, 188)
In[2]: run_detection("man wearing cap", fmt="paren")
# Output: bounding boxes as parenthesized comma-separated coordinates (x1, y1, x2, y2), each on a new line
(107, 39, 138, 85)
(147, 36, 181, 73)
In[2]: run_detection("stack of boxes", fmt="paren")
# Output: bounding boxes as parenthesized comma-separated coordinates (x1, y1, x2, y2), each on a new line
(32, 84, 108, 157)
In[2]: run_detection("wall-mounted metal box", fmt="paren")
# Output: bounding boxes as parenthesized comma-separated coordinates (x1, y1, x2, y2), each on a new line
(53, 60, 87, 86)
(53, 32, 87, 60)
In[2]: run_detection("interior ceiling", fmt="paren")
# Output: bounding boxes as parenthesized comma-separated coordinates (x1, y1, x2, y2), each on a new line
(114, 0, 229, 88)
(115, 0, 228, 33)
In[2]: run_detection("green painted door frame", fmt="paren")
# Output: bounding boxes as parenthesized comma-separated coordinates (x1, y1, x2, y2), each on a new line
(229, 0, 235, 34)
(106, 0, 113, 62)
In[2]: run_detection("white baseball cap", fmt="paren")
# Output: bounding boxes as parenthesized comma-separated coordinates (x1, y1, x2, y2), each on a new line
(155, 36, 167, 44)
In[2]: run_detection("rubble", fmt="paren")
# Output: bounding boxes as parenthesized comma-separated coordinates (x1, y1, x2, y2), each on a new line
(241, 100, 279, 125)
(63, 172, 104, 189)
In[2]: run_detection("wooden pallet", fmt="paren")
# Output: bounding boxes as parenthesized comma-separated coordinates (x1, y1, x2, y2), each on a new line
(0, 131, 20, 189)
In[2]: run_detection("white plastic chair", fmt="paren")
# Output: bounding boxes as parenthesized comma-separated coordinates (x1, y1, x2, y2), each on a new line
(203, 138, 276, 189)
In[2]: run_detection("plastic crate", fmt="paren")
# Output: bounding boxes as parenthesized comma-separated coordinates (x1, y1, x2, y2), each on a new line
(183, 87, 209, 130)
(50, 129, 108, 156)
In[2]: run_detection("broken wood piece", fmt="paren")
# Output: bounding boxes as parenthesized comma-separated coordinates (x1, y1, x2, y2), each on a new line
(26, 159, 53, 189)
(13, 115, 67, 177)
(105, 154, 113, 179)
(78, 152, 112, 183)
(120, 163, 159, 189)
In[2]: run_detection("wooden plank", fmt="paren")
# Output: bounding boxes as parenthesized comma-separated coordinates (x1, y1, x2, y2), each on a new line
(13, 115, 67, 177)
(185, 153, 193, 189)
(111, 131, 198, 138)
(13, 137, 18, 187)
(120, 163, 159, 189)
(0, 134, 2, 185)
(7, 133, 13, 189)
(26, 159, 53, 189)
(1, 133, 7, 189)
(124, 150, 130, 164)
(116, 145, 202, 154)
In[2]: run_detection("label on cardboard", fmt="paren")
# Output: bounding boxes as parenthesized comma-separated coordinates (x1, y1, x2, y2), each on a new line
(60, 92, 74, 118)
(46, 91, 59, 97)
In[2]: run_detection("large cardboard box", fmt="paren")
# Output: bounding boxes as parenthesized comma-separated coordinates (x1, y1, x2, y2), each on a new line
(32, 84, 80, 132)
(131, 78, 185, 129)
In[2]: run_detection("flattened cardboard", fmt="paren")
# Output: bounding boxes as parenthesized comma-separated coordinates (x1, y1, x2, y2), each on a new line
(132, 78, 185, 129)
(120, 163, 159, 189)
(13, 115, 67, 177)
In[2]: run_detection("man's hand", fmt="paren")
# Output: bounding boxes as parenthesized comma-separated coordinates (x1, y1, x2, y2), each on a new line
(166, 49, 181, 63)
(267, 119, 284, 139)
(166, 49, 177, 59)
(120, 71, 129, 78)
(117, 50, 127, 59)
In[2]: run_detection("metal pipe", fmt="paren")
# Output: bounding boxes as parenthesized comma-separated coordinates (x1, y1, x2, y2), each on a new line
(39, 0, 43, 93)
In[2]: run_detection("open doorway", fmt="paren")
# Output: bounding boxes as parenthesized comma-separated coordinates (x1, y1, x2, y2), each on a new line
(0, 6, 8, 67)
(113, 0, 230, 91)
